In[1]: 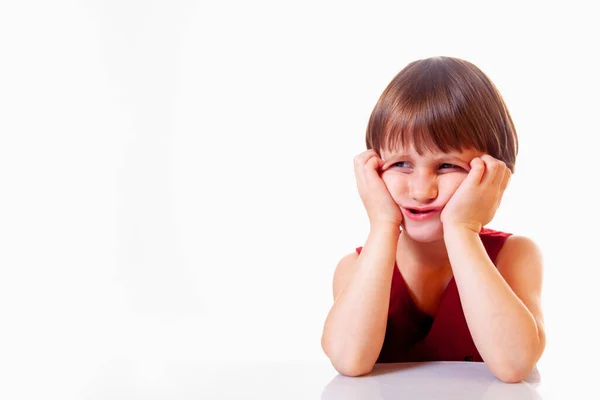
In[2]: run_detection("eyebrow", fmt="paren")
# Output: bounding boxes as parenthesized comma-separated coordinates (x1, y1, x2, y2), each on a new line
(383, 153, 470, 163)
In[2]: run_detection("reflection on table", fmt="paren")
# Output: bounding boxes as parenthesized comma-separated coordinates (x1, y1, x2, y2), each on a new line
(322, 361, 542, 400)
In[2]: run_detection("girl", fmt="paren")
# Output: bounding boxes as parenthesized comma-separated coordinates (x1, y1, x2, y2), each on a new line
(321, 56, 545, 383)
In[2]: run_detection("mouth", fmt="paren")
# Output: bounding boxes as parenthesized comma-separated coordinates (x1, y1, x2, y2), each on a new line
(406, 207, 439, 214)
(402, 207, 441, 220)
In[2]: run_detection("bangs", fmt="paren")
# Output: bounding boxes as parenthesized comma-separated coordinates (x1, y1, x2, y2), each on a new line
(378, 96, 486, 155)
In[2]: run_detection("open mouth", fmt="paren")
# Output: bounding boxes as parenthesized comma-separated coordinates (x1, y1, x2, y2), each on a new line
(408, 209, 435, 214)
(403, 207, 441, 220)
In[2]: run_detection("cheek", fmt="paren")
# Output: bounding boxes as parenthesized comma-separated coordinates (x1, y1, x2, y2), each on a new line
(381, 174, 409, 202)
(440, 176, 467, 199)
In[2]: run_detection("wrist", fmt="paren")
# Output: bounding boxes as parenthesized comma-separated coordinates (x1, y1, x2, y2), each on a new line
(443, 223, 481, 237)
(369, 220, 402, 234)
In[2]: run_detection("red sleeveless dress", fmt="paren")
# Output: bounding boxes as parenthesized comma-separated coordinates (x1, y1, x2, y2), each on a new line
(355, 227, 511, 363)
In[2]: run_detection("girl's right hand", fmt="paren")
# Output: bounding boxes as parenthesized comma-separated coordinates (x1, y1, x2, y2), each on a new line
(354, 150, 403, 228)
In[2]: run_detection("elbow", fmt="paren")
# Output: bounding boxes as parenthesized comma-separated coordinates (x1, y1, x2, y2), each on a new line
(493, 366, 532, 383)
(488, 355, 538, 383)
(489, 332, 545, 383)
(331, 359, 374, 377)
(321, 337, 375, 377)
(334, 360, 375, 377)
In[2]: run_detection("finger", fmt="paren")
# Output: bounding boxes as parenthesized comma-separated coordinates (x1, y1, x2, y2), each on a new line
(365, 154, 380, 169)
(491, 160, 508, 187)
(466, 157, 486, 185)
(480, 155, 499, 184)
(500, 168, 511, 192)
(354, 150, 378, 173)
(353, 149, 379, 166)
(365, 154, 379, 172)
(375, 157, 387, 175)
(364, 155, 383, 180)
(354, 153, 380, 185)
(354, 155, 368, 187)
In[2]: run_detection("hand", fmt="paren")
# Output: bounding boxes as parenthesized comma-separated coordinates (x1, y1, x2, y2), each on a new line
(354, 150, 403, 228)
(440, 155, 511, 233)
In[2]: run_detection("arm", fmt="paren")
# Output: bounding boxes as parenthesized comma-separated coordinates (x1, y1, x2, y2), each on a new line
(443, 227, 546, 383)
(321, 222, 400, 376)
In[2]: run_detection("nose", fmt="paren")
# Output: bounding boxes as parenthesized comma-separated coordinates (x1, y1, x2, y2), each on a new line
(409, 171, 438, 203)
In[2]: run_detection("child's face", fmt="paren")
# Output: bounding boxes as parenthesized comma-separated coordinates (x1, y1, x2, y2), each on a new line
(380, 143, 484, 242)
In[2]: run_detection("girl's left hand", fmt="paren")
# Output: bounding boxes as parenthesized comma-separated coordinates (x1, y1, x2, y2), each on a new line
(440, 155, 512, 233)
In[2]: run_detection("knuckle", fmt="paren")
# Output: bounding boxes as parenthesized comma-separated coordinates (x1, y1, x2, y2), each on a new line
(355, 150, 378, 161)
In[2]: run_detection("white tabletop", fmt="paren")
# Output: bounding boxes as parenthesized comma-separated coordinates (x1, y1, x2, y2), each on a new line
(322, 362, 542, 400)
(68, 360, 553, 399)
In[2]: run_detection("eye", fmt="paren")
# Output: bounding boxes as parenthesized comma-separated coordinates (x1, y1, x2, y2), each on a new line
(392, 161, 411, 168)
(439, 163, 459, 170)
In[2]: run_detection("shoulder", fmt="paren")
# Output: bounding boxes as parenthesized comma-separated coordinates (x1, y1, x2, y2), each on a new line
(331, 250, 360, 301)
(479, 227, 514, 263)
(495, 234, 544, 302)
(496, 234, 544, 273)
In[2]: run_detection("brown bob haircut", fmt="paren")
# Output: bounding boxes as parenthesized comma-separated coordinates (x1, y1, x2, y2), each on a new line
(366, 56, 518, 172)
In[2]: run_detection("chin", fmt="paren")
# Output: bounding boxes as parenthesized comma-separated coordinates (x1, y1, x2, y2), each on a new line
(401, 221, 444, 243)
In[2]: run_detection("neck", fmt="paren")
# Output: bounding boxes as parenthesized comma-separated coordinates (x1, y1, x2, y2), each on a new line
(397, 229, 452, 272)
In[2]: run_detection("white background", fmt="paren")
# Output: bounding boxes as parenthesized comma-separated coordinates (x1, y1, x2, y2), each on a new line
(1, 0, 598, 397)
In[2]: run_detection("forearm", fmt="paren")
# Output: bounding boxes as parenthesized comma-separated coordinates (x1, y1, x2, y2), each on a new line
(443, 226, 542, 382)
(322, 223, 400, 375)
